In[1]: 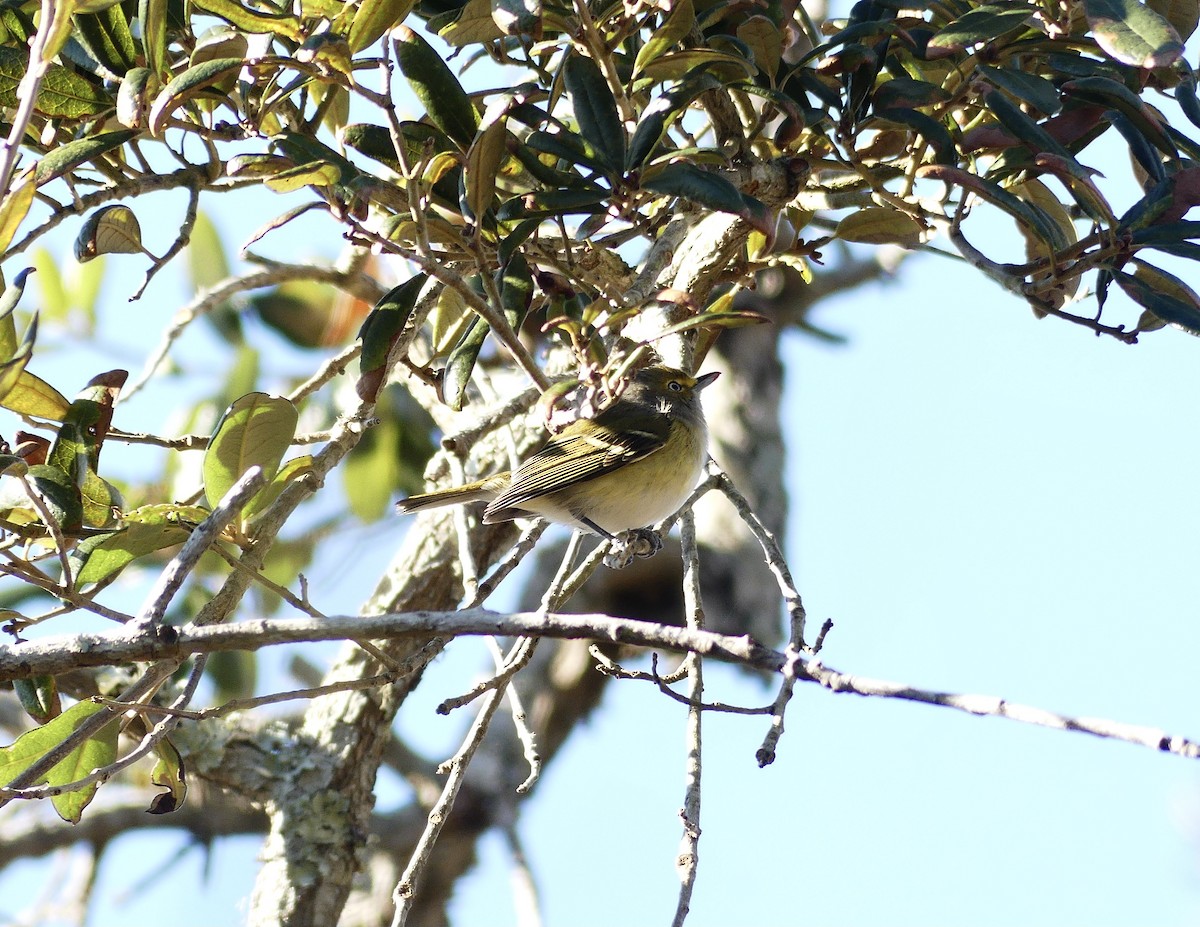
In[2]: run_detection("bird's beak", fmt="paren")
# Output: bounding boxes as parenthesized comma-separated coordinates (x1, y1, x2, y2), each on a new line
(695, 371, 720, 390)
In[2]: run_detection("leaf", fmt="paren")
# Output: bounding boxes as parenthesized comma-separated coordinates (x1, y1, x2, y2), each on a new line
(835, 207, 924, 246)
(147, 738, 187, 814)
(927, 4, 1035, 51)
(463, 117, 507, 222)
(148, 58, 246, 136)
(641, 162, 771, 233)
(73, 205, 145, 262)
(0, 48, 112, 117)
(0, 314, 37, 411)
(736, 15, 783, 81)
(33, 130, 139, 185)
(1117, 262, 1200, 333)
(1061, 76, 1175, 154)
(563, 54, 625, 174)
(1085, 0, 1184, 67)
(71, 512, 193, 585)
(0, 371, 71, 420)
(203, 392, 298, 511)
(394, 25, 479, 149)
(438, 0, 504, 46)
(191, 0, 303, 39)
(626, 74, 722, 170)
(634, 0, 695, 76)
(635, 48, 758, 83)
(139, 0, 168, 77)
(357, 274, 426, 402)
(242, 453, 313, 521)
(1010, 178, 1082, 309)
(14, 675, 60, 723)
(917, 164, 1071, 252)
(492, 0, 540, 37)
(1146, 0, 1199, 40)
(262, 161, 343, 192)
(0, 699, 119, 823)
(73, 6, 138, 76)
(0, 180, 33, 256)
(977, 65, 1061, 116)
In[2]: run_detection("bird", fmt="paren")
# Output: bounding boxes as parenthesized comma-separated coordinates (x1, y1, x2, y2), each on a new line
(395, 364, 719, 540)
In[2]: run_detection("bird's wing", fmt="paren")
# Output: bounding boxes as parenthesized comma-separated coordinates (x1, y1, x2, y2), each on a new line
(487, 419, 668, 511)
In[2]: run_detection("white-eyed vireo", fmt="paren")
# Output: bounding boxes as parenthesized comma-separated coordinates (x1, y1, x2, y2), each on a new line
(395, 364, 719, 540)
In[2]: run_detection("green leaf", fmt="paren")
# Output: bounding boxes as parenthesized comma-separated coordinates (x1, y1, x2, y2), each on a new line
(203, 392, 298, 511)
(634, 0, 695, 75)
(0, 699, 119, 824)
(73, 6, 138, 75)
(0, 267, 33, 355)
(563, 53, 625, 174)
(642, 162, 771, 232)
(394, 25, 479, 149)
(147, 738, 187, 814)
(0, 178, 34, 254)
(1085, 0, 1183, 67)
(462, 117, 508, 223)
(626, 74, 721, 170)
(492, 0, 541, 37)
(243, 454, 313, 521)
(981, 87, 1073, 163)
(927, 4, 1035, 50)
(836, 207, 924, 246)
(1117, 263, 1200, 333)
(14, 675, 60, 724)
(191, 0, 303, 39)
(74, 205, 146, 262)
(442, 316, 488, 411)
(33, 130, 139, 185)
(357, 274, 427, 402)
(71, 504, 199, 584)
(348, 0, 416, 52)
(0, 48, 113, 117)
(977, 66, 1061, 116)
(0, 371, 71, 420)
(148, 57, 245, 135)
(0, 314, 38, 410)
(1061, 76, 1175, 154)
(262, 160, 343, 192)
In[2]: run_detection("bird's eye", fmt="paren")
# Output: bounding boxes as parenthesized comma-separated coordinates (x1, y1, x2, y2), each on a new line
(667, 380, 683, 392)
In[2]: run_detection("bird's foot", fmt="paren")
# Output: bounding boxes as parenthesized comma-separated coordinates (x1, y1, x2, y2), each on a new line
(603, 528, 663, 569)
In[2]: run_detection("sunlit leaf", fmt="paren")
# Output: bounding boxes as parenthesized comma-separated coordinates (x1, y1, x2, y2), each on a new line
(394, 25, 479, 149)
(348, 0, 416, 52)
(835, 207, 924, 247)
(148, 57, 245, 135)
(147, 738, 187, 814)
(74, 205, 146, 262)
(0, 178, 33, 254)
(357, 274, 427, 402)
(1085, 0, 1184, 67)
(634, 0, 695, 76)
(203, 392, 298, 512)
(33, 130, 139, 185)
(14, 675, 60, 724)
(0, 700, 119, 823)
(492, 0, 540, 37)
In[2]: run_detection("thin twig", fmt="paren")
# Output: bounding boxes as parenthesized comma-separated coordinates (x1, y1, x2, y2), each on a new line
(390, 685, 507, 927)
(672, 510, 703, 927)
